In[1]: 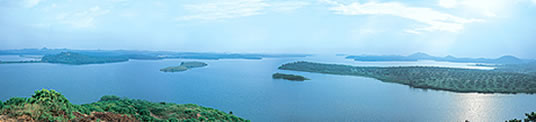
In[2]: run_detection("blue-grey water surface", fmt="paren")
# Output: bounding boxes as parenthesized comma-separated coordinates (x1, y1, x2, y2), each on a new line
(0, 55, 534, 121)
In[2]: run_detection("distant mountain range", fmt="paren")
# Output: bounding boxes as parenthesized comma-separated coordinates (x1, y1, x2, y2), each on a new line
(0, 48, 311, 60)
(346, 52, 532, 64)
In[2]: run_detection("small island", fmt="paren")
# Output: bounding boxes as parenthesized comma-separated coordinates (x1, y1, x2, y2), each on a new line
(160, 61, 208, 72)
(279, 61, 536, 93)
(272, 73, 310, 81)
(0, 89, 248, 122)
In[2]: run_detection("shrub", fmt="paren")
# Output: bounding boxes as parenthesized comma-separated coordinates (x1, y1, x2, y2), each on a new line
(4, 97, 27, 106)
(168, 118, 179, 122)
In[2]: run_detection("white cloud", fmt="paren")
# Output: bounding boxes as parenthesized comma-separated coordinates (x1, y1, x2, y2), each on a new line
(322, 0, 482, 33)
(270, 1, 310, 13)
(177, 0, 309, 21)
(41, 3, 56, 12)
(28, 23, 51, 28)
(23, 0, 41, 8)
(405, 29, 422, 34)
(437, 0, 522, 17)
(56, 6, 110, 28)
(438, 0, 457, 8)
(177, 0, 270, 21)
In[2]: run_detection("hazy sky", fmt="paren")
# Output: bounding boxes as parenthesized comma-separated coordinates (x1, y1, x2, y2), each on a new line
(1, 0, 535, 58)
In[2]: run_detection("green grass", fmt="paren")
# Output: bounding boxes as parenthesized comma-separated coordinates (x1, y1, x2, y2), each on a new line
(0, 89, 248, 122)
(279, 61, 536, 93)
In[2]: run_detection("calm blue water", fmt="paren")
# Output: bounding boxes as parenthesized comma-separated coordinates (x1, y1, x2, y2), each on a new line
(0, 55, 534, 121)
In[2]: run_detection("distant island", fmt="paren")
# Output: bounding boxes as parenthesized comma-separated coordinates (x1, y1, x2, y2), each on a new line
(272, 73, 310, 81)
(42, 52, 129, 65)
(18, 55, 42, 59)
(0, 60, 42, 64)
(0, 89, 248, 122)
(279, 61, 536, 93)
(346, 52, 531, 64)
(160, 61, 208, 72)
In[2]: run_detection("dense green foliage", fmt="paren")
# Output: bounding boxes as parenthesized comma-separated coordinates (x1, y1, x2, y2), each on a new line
(0, 89, 248, 122)
(81, 95, 247, 121)
(42, 52, 129, 65)
(161, 61, 208, 72)
(279, 61, 536, 93)
(0, 89, 84, 121)
(346, 52, 527, 64)
(272, 73, 309, 81)
(507, 112, 536, 122)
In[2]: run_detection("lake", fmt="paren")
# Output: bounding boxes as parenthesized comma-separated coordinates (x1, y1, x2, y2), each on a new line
(0, 55, 534, 121)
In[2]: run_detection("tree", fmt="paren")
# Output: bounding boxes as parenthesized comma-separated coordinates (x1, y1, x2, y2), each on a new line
(526, 112, 536, 122)
(99, 95, 121, 102)
(4, 97, 27, 106)
(507, 112, 536, 122)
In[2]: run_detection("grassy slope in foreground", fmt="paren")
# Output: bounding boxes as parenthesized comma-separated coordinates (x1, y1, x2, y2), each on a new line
(0, 89, 248, 122)
(272, 73, 310, 81)
(160, 61, 208, 72)
(278, 61, 536, 93)
(42, 52, 129, 65)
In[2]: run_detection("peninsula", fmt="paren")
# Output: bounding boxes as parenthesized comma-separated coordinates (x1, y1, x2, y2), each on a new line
(42, 52, 129, 65)
(278, 61, 536, 93)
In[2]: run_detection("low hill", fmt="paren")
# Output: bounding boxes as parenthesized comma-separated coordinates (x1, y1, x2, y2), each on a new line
(346, 52, 528, 64)
(0, 89, 248, 122)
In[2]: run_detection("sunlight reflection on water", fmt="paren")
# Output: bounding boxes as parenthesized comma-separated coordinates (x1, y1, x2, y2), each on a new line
(453, 93, 500, 122)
